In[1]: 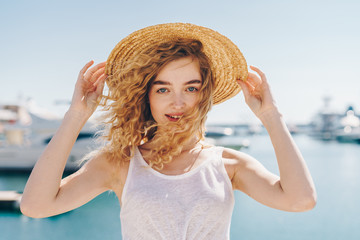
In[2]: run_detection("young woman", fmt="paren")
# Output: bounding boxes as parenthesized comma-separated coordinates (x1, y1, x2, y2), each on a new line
(21, 23, 316, 239)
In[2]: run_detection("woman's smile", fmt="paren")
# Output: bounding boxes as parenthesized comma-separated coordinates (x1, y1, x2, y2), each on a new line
(165, 113, 183, 121)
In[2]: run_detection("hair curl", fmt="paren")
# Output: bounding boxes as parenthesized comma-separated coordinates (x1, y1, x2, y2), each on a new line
(97, 38, 214, 169)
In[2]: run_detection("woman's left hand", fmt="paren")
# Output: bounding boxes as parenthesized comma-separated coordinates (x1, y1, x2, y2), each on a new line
(237, 66, 278, 119)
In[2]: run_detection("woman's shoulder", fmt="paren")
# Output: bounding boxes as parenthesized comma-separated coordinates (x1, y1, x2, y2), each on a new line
(82, 150, 130, 189)
(201, 143, 251, 165)
(222, 147, 249, 160)
(220, 147, 257, 178)
(83, 151, 119, 170)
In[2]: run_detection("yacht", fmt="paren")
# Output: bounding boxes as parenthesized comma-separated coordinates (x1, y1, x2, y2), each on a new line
(334, 109, 360, 143)
(0, 102, 98, 172)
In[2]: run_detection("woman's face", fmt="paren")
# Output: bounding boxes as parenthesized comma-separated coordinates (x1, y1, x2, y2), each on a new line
(148, 56, 202, 124)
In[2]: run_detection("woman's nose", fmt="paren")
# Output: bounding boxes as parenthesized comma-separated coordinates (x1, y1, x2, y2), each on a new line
(171, 93, 185, 109)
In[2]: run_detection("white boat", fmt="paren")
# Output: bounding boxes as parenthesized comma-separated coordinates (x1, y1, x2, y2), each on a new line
(334, 110, 360, 143)
(0, 102, 98, 172)
(335, 127, 360, 143)
(309, 96, 342, 140)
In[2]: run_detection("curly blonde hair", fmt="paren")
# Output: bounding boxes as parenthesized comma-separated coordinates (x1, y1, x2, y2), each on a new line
(98, 38, 214, 169)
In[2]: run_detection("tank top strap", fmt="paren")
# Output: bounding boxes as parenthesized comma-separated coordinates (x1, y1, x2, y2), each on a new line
(120, 147, 140, 206)
(212, 145, 225, 158)
(209, 145, 233, 190)
(208, 145, 225, 166)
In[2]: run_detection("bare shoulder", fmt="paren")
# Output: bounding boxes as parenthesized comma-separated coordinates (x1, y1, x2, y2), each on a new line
(222, 147, 256, 167)
(221, 146, 278, 193)
(78, 151, 129, 191)
(221, 147, 259, 182)
(81, 151, 113, 174)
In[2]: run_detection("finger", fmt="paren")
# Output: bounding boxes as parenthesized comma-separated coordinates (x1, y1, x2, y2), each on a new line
(84, 62, 106, 80)
(250, 65, 268, 83)
(95, 74, 107, 95)
(79, 60, 94, 77)
(237, 80, 251, 98)
(247, 72, 262, 87)
(89, 66, 105, 84)
(93, 72, 107, 88)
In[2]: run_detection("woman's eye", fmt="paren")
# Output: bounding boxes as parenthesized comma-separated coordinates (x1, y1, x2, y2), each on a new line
(187, 87, 198, 92)
(157, 88, 168, 93)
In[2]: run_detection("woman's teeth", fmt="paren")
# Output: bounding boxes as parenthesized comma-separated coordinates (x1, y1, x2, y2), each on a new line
(166, 115, 181, 119)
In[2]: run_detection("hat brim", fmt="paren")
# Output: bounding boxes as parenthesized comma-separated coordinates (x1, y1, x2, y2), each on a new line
(105, 23, 248, 105)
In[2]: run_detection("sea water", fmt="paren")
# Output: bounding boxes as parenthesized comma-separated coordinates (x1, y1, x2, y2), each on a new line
(1, 134, 360, 240)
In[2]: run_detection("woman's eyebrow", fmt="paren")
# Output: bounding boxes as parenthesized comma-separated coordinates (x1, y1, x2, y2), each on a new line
(152, 80, 170, 85)
(152, 79, 202, 85)
(185, 80, 202, 85)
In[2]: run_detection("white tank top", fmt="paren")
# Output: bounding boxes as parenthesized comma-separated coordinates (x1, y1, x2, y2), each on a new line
(120, 146, 235, 240)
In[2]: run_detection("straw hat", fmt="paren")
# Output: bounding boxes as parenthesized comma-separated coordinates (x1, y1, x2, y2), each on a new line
(105, 23, 247, 105)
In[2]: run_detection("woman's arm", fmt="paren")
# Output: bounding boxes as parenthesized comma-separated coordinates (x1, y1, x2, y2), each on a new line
(230, 66, 316, 212)
(20, 61, 110, 218)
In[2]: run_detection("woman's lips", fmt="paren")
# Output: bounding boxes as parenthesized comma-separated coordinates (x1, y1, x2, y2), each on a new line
(165, 114, 182, 122)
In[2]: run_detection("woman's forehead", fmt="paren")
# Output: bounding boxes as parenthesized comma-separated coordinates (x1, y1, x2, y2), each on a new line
(155, 57, 200, 79)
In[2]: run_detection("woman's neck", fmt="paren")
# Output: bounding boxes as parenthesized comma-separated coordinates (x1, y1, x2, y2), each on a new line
(140, 135, 201, 152)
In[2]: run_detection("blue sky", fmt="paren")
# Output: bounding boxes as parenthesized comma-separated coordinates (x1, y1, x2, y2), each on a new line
(1, 0, 360, 124)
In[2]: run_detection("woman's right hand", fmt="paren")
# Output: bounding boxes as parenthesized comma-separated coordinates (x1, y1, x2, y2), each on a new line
(69, 60, 107, 118)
